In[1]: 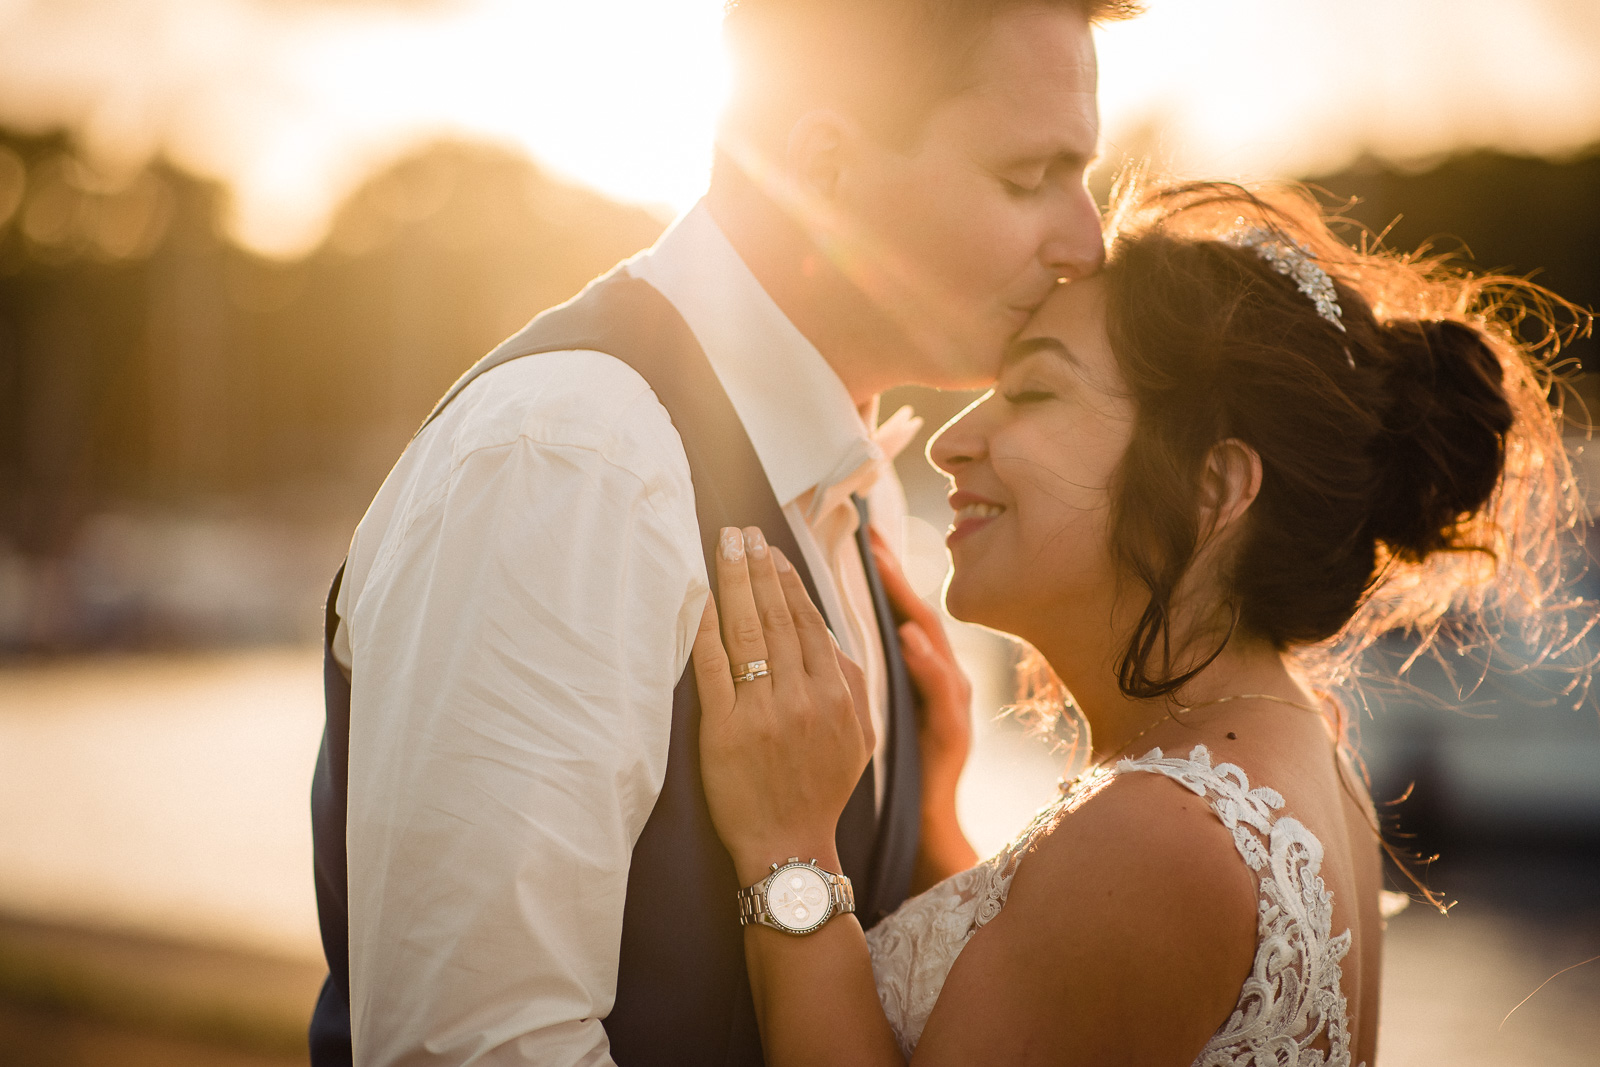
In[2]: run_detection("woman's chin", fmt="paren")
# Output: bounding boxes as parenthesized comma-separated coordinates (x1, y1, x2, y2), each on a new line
(943, 568, 1046, 641)
(940, 570, 997, 630)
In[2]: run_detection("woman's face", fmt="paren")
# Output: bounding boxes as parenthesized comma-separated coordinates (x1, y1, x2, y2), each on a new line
(928, 275, 1136, 637)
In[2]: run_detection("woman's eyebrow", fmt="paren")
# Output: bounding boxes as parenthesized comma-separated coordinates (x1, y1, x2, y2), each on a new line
(1000, 336, 1080, 372)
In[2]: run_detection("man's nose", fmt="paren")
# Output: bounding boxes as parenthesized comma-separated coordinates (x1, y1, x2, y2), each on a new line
(1041, 186, 1106, 281)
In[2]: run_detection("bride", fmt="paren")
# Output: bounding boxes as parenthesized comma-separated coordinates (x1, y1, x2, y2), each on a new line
(689, 179, 1576, 1066)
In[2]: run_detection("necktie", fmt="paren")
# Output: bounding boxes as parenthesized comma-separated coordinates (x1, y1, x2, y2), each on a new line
(833, 494, 886, 904)
(836, 491, 922, 925)
(803, 404, 922, 807)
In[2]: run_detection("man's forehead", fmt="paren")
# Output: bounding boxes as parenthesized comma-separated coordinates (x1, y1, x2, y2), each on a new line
(949, 84, 1099, 161)
(968, 7, 1097, 88)
(946, 10, 1098, 136)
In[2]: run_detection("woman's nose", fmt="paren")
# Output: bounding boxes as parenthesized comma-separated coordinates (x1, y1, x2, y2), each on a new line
(928, 396, 993, 476)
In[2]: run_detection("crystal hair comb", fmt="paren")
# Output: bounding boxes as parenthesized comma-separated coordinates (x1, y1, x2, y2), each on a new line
(1223, 223, 1347, 333)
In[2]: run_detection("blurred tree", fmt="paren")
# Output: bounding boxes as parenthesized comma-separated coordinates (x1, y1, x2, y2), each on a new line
(3, 129, 1595, 651)
(1308, 147, 1599, 376)
(0, 130, 663, 650)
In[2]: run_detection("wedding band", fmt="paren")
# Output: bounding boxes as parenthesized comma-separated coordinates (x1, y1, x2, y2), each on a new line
(732, 660, 770, 683)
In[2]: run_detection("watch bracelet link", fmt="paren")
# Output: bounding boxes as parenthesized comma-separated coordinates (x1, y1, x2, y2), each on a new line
(736, 859, 856, 932)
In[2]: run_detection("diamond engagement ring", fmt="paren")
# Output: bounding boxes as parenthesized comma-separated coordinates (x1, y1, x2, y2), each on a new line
(732, 660, 770, 683)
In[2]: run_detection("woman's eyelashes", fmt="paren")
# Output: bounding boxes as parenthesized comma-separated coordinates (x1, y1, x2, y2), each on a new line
(1002, 384, 1056, 404)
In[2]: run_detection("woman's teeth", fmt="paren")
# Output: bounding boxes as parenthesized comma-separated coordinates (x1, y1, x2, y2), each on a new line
(954, 503, 1004, 524)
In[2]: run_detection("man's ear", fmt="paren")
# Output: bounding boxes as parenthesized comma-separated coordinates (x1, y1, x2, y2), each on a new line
(785, 110, 850, 201)
(1199, 438, 1262, 541)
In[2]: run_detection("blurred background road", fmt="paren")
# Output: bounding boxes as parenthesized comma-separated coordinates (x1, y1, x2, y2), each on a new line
(1, 0, 1598, 1063)
(1, 646, 1597, 1065)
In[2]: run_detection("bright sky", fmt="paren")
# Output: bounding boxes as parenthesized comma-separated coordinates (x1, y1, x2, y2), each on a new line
(0, 0, 1596, 258)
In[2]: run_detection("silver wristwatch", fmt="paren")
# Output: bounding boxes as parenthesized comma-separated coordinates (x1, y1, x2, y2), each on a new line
(736, 857, 855, 935)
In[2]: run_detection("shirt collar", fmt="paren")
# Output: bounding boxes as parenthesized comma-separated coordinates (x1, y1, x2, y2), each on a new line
(626, 200, 878, 510)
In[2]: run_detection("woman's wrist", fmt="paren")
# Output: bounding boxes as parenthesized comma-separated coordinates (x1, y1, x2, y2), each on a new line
(731, 842, 844, 888)
(920, 733, 968, 798)
(919, 759, 965, 828)
(914, 795, 977, 890)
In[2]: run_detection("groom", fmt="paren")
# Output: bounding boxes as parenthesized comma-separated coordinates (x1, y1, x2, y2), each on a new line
(310, 0, 1125, 1063)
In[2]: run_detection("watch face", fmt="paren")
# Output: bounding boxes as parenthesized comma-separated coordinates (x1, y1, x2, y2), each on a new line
(764, 864, 831, 933)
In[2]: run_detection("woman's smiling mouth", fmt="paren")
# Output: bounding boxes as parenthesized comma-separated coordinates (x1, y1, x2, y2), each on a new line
(947, 491, 1006, 544)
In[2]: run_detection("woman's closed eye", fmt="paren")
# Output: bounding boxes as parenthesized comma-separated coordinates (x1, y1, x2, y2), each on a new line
(1002, 384, 1057, 404)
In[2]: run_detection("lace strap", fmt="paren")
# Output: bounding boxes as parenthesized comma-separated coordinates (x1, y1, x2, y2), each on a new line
(1113, 745, 1286, 871)
(1114, 745, 1357, 1066)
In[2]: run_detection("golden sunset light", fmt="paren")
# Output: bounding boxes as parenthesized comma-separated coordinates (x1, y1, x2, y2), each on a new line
(0, 0, 732, 255)
(2, 2, 1598, 1063)
(1094, 0, 1600, 176)
(0, 0, 1596, 256)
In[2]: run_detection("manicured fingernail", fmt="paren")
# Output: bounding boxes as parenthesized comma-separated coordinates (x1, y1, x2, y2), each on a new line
(721, 527, 744, 562)
(744, 527, 767, 559)
(773, 548, 792, 573)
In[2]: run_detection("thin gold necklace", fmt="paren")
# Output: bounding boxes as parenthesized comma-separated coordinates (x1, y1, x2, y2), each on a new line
(1066, 692, 1329, 790)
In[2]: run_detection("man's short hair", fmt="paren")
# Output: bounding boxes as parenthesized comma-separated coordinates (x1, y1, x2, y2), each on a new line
(720, 0, 1140, 151)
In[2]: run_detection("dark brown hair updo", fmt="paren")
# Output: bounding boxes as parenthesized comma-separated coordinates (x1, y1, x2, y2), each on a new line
(1080, 178, 1585, 702)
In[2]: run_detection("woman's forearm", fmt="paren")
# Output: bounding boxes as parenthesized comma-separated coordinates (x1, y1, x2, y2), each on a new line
(693, 533, 918, 1067)
(744, 920, 905, 1067)
(733, 848, 904, 1067)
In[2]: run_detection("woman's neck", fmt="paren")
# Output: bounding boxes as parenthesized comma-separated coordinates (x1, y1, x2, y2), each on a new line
(1043, 627, 1311, 767)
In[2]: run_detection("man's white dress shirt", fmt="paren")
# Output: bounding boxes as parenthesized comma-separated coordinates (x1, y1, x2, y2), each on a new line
(333, 202, 915, 1065)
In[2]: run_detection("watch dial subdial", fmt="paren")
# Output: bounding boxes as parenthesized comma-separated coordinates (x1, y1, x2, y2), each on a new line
(764, 865, 831, 932)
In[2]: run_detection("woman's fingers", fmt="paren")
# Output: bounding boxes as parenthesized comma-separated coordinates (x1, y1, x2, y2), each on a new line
(691, 593, 737, 723)
(898, 618, 968, 710)
(714, 527, 771, 693)
(864, 530, 972, 772)
(833, 643, 875, 751)
(769, 545, 872, 747)
(740, 528, 805, 683)
(897, 618, 937, 681)
(770, 546, 844, 679)
(869, 527, 955, 658)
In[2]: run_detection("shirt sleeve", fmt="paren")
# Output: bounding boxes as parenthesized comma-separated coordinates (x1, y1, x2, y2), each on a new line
(339, 354, 707, 1066)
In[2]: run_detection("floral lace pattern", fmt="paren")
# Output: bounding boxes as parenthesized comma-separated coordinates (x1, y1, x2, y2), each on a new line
(864, 746, 1358, 1066)
(862, 770, 1116, 1058)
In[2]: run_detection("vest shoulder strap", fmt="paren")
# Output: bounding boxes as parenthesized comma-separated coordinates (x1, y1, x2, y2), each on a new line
(418, 268, 816, 596)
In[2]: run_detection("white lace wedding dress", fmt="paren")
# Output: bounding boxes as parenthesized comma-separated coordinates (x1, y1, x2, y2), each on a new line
(864, 745, 1360, 1066)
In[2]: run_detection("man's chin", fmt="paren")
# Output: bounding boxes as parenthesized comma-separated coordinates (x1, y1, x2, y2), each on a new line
(937, 340, 1008, 389)
(898, 318, 1008, 389)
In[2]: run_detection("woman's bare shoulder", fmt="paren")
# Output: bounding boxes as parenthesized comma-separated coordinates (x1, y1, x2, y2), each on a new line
(916, 767, 1260, 1065)
(1014, 765, 1260, 965)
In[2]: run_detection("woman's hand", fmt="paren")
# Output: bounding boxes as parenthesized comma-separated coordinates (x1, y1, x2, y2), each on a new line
(694, 526, 873, 885)
(869, 528, 972, 791)
(869, 528, 979, 885)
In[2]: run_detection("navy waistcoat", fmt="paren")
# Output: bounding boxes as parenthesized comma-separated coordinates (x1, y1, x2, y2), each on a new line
(309, 269, 922, 1066)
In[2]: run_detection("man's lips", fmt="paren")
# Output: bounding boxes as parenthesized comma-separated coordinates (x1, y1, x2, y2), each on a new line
(1009, 281, 1059, 320)
(947, 490, 1006, 545)
(1005, 304, 1039, 328)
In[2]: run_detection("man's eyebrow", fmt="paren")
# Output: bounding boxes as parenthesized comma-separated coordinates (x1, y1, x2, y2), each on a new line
(1000, 147, 1099, 171)
(1000, 336, 1079, 371)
